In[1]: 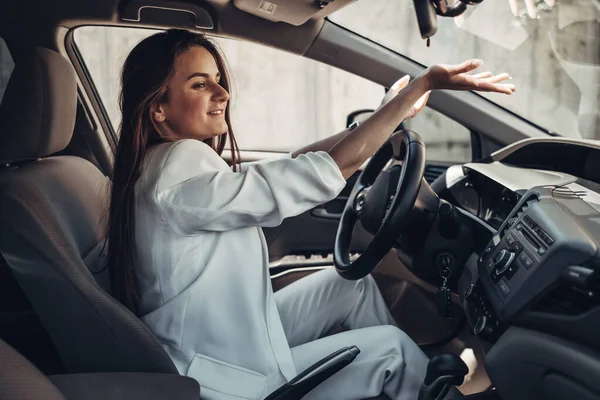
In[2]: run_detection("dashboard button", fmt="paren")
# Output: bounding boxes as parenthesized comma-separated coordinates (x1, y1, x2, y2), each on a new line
(538, 247, 546, 256)
(516, 223, 523, 231)
(518, 251, 534, 269)
(541, 233, 554, 246)
(497, 279, 511, 297)
(505, 234, 516, 246)
(479, 245, 494, 264)
(524, 217, 535, 228)
(505, 263, 519, 279)
(512, 242, 523, 254)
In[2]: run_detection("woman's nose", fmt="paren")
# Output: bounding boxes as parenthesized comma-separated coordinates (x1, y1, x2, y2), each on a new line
(213, 84, 230, 102)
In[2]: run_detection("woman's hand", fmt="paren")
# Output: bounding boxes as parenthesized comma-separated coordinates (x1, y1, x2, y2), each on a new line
(508, 0, 555, 19)
(423, 60, 516, 95)
(379, 75, 431, 120)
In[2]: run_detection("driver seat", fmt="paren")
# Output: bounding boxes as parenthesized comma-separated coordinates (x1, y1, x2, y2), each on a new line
(0, 47, 392, 400)
(0, 47, 177, 374)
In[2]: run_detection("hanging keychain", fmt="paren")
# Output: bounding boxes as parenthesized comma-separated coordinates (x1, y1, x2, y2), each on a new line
(436, 267, 452, 319)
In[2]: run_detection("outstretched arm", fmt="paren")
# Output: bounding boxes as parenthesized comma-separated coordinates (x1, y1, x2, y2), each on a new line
(292, 62, 511, 161)
(328, 60, 515, 179)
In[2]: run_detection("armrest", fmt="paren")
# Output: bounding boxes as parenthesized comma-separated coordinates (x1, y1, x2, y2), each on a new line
(48, 372, 199, 400)
(265, 346, 360, 400)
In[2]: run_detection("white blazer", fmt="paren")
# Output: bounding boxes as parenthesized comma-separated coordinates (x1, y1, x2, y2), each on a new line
(134, 139, 346, 400)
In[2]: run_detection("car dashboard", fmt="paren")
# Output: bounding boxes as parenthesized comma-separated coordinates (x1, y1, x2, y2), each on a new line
(442, 138, 600, 358)
(435, 138, 600, 398)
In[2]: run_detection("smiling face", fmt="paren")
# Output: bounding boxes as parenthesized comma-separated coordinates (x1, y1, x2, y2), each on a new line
(152, 45, 230, 142)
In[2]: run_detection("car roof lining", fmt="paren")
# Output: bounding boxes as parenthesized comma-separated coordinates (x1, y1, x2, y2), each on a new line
(0, 0, 328, 56)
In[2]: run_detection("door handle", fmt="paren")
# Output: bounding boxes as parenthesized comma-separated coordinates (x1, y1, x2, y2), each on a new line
(311, 209, 342, 219)
(310, 197, 348, 220)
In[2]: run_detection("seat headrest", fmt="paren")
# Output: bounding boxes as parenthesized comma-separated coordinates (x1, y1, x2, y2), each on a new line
(0, 47, 77, 165)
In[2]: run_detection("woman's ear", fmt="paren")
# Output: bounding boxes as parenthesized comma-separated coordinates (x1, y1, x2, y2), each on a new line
(150, 103, 166, 123)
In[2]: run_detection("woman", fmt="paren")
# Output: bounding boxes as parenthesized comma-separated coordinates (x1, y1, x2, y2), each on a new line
(105, 29, 514, 400)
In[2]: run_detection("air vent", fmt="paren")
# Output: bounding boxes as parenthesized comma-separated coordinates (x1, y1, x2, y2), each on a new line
(424, 164, 449, 184)
(500, 195, 538, 238)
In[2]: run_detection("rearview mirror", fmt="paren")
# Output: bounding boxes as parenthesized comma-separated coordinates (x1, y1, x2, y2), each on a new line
(413, 0, 485, 40)
(413, 0, 438, 40)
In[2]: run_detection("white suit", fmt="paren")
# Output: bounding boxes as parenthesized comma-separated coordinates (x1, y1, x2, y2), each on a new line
(134, 139, 432, 400)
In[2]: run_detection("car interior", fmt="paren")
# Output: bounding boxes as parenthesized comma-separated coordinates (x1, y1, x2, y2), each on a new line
(0, 0, 599, 399)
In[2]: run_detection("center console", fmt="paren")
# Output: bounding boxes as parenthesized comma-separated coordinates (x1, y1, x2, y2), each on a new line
(460, 187, 599, 344)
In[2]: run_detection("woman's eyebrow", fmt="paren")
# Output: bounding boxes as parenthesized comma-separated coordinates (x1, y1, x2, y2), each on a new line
(186, 72, 219, 81)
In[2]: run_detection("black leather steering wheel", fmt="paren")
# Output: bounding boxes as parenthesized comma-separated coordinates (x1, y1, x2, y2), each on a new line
(334, 130, 426, 280)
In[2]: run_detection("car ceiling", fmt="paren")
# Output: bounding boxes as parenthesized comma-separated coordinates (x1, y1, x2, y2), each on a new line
(0, 0, 336, 55)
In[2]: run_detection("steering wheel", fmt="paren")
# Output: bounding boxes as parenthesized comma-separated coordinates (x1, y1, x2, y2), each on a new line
(333, 130, 426, 280)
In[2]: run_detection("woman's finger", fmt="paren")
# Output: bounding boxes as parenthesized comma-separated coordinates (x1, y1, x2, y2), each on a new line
(456, 74, 515, 94)
(447, 59, 483, 75)
(483, 73, 512, 84)
(524, 0, 537, 18)
(472, 71, 493, 79)
(380, 75, 410, 107)
(414, 91, 431, 111)
(508, 0, 520, 16)
(390, 75, 410, 93)
(477, 81, 516, 94)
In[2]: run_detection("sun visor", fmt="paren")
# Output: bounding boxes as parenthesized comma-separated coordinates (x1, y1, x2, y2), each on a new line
(233, 0, 356, 26)
(120, 0, 215, 29)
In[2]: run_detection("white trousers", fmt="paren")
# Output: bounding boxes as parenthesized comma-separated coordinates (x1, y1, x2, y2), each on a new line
(275, 267, 457, 400)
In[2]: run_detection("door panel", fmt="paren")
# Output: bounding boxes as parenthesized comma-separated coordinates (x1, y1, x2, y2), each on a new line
(263, 171, 364, 260)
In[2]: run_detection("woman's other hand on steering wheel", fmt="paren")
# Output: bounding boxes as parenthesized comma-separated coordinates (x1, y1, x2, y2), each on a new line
(379, 75, 431, 120)
(424, 59, 516, 95)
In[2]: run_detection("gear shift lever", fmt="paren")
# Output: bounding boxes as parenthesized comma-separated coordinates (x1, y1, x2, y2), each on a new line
(417, 354, 468, 400)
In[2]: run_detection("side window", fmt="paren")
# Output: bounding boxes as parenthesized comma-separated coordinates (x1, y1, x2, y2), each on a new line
(73, 26, 470, 162)
(73, 26, 383, 151)
(0, 37, 15, 103)
(213, 39, 383, 152)
(403, 108, 471, 163)
(74, 27, 155, 135)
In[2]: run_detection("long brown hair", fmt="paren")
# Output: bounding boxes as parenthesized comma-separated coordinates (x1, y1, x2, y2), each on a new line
(105, 29, 241, 313)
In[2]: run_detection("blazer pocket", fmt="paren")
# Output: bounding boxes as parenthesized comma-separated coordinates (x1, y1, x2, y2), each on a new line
(187, 354, 267, 400)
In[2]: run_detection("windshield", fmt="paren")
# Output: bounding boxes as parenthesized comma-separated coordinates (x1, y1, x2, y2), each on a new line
(330, 0, 600, 139)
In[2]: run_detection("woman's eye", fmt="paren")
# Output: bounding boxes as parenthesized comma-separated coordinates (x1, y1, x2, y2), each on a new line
(193, 82, 206, 89)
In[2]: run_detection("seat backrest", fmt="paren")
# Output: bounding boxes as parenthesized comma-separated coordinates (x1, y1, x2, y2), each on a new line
(0, 339, 65, 400)
(0, 47, 176, 374)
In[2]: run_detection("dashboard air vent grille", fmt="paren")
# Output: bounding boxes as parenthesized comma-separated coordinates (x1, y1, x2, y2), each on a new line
(500, 195, 538, 237)
(424, 164, 449, 184)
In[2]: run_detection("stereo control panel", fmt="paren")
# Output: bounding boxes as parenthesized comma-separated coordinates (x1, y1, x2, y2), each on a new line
(462, 185, 599, 342)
